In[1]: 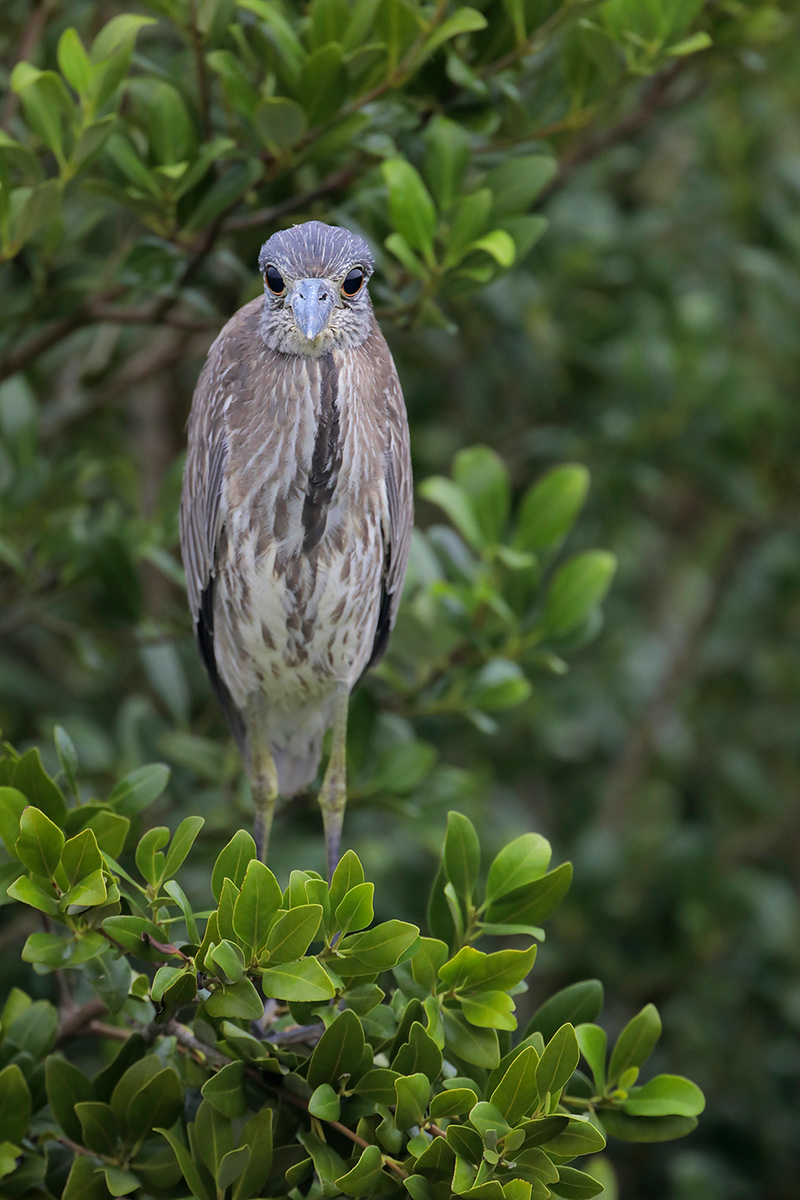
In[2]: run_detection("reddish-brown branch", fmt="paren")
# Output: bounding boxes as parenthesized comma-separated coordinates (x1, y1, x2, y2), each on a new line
(223, 165, 358, 233)
(55, 997, 108, 1046)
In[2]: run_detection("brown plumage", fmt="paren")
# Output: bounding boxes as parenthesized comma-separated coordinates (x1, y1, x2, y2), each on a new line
(180, 222, 412, 875)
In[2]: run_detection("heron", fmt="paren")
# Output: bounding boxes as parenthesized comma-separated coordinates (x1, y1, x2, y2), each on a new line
(180, 221, 412, 878)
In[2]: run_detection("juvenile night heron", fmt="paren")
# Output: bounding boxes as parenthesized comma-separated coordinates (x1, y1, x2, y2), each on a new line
(180, 221, 412, 877)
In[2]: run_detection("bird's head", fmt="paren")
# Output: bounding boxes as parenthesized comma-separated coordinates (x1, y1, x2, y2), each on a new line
(257, 221, 375, 357)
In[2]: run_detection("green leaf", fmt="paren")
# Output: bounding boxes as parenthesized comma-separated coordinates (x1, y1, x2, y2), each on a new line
(467, 230, 516, 268)
(58, 828, 102, 889)
(335, 1143, 385, 1196)
(75, 1100, 118, 1155)
(136, 825, 169, 886)
(76, 807, 130, 858)
(264, 903, 323, 962)
(84, 947, 131, 1013)
(0, 1064, 31, 1146)
(102, 915, 173, 962)
(233, 859, 283, 955)
(7, 873, 59, 915)
(157, 1125, 213, 1200)
(394, 1072, 430, 1130)
(461, 990, 517, 1031)
(621, 1074, 705, 1117)
(452, 445, 511, 547)
(353, 1068, 400, 1104)
(487, 156, 557, 219)
(382, 158, 437, 263)
(164, 878, 200, 943)
(487, 863, 573, 928)
(0, 787, 27, 855)
(194, 1097, 235, 1177)
(514, 466, 590, 553)
(429, 1086, 478, 1118)
(575, 1024, 607, 1094)
(330, 849, 365, 910)
(442, 1008, 500, 1068)
(5, 996, 57, 1056)
(108, 763, 170, 817)
(667, 31, 712, 56)
(526, 980, 604, 1043)
(490, 1045, 539, 1123)
(127, 1067, 183, 1139)
(46, 1056, 94, 1143)
(217, 1146, 250, 1193)
(597, 1109, 699, 1143)
(443, 810, 480, 905)
(259, 956, 336, 1001)
(550, 1166, 604, 1198)
(61, 866, 107, 909)
(411, 937, 449, 991)
(53, 726, 79, 795)
(207, 939, 246, 983)
(546, 1117, 607, 1157)
(393, 1021, 443, 1082)
(338, 919, 420, 975)
(485, 834, 552, 905)
(62, 1155, 115, 1200)
(300, 44, 346, 126)
(517, 1115, 569, 1149)
(57, 28, 92, 94)
(143, 81, 196, 165)
(10, 66, 73, 165)
(468, 1100, 511, 1138)
(308, 1083, 341, 1121)
(535, 1024, 580, 1102)
(440, 945, 537, 994)
(419, 476, 482, 549)
(467, 659, 532, 711)
(163, 815, 204, 879)
(101, 1166, 140, 1195)
(335, 883, 374, 934)
(423, 116, 470, 214)
(540, 551, 617, 638)
(253, 96, 307, 153)
(608, 1004, 661, 1086)
(22, 931, 74, 968)
(308, 1008, 365, 1089)
(16, 805, 64, 877)
(415, 7, 487, 64)
(205, 976, 264, 1019)
(233, 1107, 273, 1200)
(212, 830, 256, 902)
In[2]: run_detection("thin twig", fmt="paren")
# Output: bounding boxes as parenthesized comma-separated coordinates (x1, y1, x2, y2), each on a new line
(56, 998, 108, 1046)
(1, 0, 53, 131)
(187, 0, 211, 139)
(223, 165, 358, 233)
(537, 58, 695, 205)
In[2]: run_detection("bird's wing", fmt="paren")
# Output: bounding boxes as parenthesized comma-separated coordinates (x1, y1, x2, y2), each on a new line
(179, 319, 247, 747)
(367, 351, 413, 669)
(180, 345, 228, 624)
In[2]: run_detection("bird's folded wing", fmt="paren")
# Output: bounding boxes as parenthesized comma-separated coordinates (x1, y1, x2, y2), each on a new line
(368, 361, 413, 669)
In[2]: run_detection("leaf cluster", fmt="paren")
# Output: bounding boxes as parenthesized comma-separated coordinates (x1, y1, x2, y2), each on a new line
(1, 731, 703, 1199)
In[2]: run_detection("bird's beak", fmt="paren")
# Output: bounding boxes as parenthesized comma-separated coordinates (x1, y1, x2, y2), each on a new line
(289, 279, 335, 341)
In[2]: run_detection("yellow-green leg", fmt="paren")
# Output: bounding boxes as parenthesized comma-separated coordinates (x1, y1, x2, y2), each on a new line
(319, 687, 349, 881)
(249, 714, 279, 865)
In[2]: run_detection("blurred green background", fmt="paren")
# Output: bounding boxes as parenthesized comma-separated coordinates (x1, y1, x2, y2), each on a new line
(1, 1, 799, 1197)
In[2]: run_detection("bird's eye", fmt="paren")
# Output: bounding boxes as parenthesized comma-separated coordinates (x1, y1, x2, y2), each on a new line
(342, 268, 364, 298)
(265, 265, 285, 296)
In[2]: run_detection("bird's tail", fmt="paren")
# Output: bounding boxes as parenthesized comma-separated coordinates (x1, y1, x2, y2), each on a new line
(273, 748, 320, 797)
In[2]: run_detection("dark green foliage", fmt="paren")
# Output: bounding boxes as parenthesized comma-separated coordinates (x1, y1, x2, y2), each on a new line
(0, 735, 702, 1199)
